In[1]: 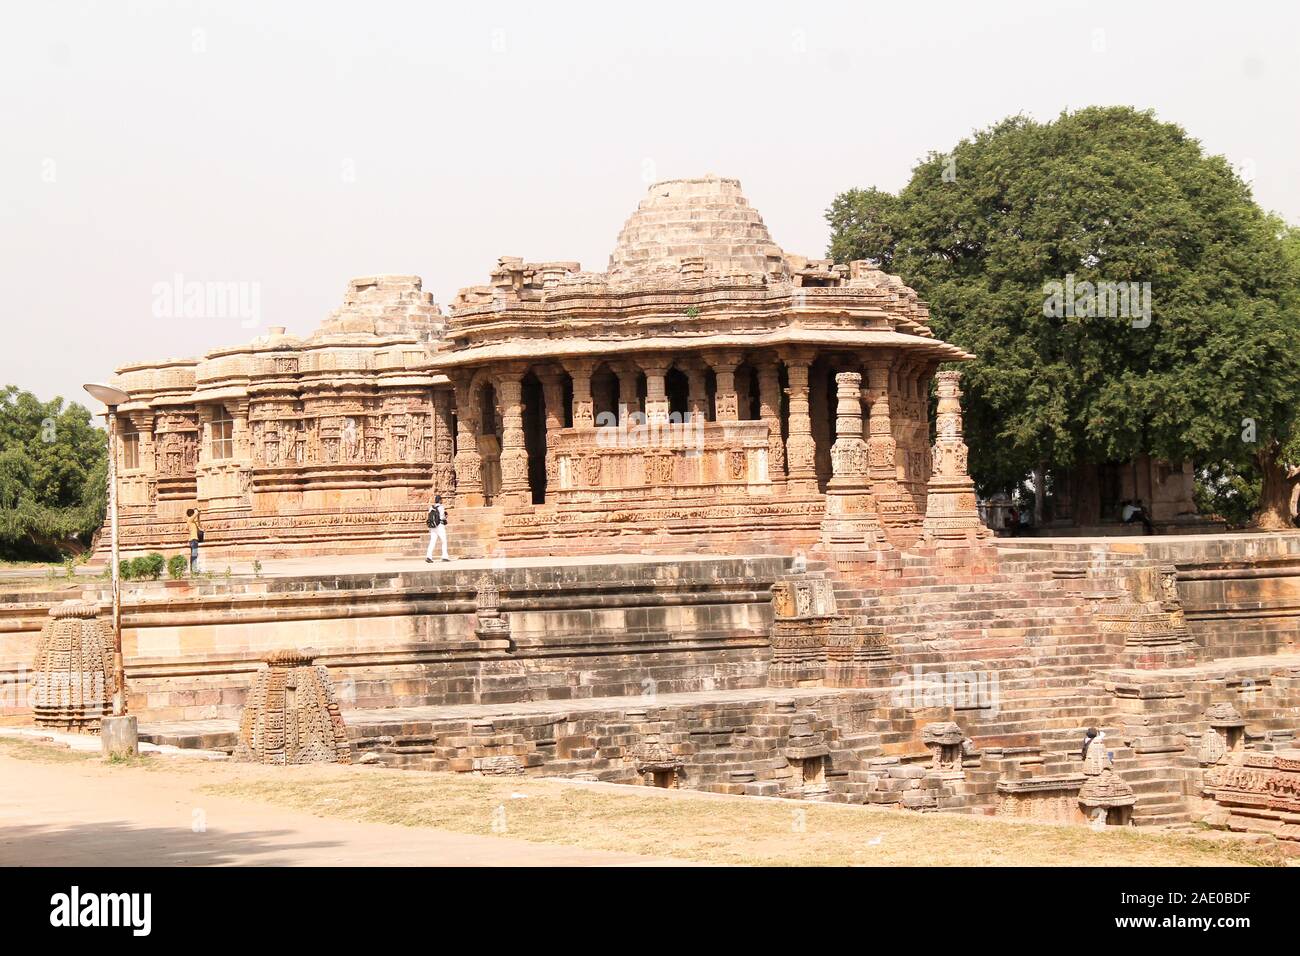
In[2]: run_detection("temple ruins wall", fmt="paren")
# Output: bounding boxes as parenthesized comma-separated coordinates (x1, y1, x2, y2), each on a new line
(1, 557, 783, 723)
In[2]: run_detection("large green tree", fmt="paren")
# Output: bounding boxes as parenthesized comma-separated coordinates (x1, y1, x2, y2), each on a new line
(0, 386, 107, 560)
(827, 107, 1300, 526)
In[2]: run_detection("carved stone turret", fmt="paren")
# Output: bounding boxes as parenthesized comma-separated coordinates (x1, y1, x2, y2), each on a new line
(1078, 768, 1136, 826)
(234, 649, 352, 765)
(921, 721, 967, 777)
(31, 600, 116, 732)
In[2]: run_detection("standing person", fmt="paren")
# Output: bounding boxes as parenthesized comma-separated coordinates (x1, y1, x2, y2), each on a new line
(425, 495, 450, 563)
(185, 507, 203, 573)
(1081, 726, 1100, 761)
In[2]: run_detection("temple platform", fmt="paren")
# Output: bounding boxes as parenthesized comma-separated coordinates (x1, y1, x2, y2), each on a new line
(9, 534, 1300, 838)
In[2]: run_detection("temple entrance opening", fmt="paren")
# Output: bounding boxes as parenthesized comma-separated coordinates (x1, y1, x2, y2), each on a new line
(666, 366, 689, 418)
(523, 371, 546, 504)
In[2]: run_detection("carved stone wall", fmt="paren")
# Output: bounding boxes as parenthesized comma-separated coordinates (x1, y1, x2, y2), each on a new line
(1204, 750, 1300, 845)
(107, 279, 447, 557)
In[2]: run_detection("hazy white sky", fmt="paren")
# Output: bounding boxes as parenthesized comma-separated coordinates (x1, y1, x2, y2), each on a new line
(3, 0, 1297, 408)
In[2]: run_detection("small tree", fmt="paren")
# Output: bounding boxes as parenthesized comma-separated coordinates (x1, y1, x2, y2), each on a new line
(167, 554, 189, 580)
(138, 552, 165, 580)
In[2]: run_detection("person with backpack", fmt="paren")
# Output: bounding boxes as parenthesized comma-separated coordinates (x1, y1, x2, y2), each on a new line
(425, 495, 450, 562)
(185, 507, 203, 572)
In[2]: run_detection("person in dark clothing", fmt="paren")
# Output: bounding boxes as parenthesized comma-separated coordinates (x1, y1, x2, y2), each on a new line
(1121, 499, 1155, 535)
(1081, 726, 1099, 761)
(425, 495, 450, 562)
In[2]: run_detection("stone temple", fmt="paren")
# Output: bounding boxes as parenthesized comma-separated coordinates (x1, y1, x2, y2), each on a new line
(8, 176, 1300, 846)
(106, 175, 981, 559)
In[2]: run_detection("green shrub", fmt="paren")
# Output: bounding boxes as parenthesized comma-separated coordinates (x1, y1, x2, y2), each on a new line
(167, 554, 188, 580)
(138, 552, 165, 580)
(119, 553, 164, 581)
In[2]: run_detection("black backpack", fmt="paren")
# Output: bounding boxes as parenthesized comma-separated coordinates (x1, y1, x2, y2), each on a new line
(427, 506, 442, 528)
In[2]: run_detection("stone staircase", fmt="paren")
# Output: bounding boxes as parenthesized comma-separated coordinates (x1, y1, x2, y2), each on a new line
(796, 543, 1205, 822)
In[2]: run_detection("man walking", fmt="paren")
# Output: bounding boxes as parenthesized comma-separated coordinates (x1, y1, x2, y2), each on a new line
(425, 495, 450, 562)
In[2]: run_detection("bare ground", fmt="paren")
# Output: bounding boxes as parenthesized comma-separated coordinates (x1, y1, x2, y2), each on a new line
(0, 736, 1287, 867)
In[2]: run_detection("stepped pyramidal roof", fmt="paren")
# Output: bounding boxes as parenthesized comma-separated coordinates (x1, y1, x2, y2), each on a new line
(607, 175, 788, 283)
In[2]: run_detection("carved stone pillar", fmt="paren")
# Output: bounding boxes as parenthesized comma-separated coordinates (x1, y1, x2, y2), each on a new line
(196, 405, 216, 468)
(432, 388, 456, 496)
(809, 364, 831, 485)
(496, 365, 530, 508)
(229, 399, 251, 474)
(909, 362, 933, 492)
(864, 356, 914, 532)
(707, 352, 742, 422)
(452, 374, 485, 506)
(133, 411, 158, 513)
(757, 359, 786, 488)
(565, 359, 596, 429)
(829, 372, 868, 488)
(641, 357, 670, 424)
(780, 350, 818, 495)
(685, 361, 709, 422)
(922, 370, 987, 542)
(864, 359, 897, 488)
(539, 369, 566, 494)
(129, 412, 156, 473)
(821, 370, 886, 549)
(614, 363, 641, 424)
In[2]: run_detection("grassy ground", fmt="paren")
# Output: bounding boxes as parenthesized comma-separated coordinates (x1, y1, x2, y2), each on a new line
(1, 736, 1286, 866)
(205, 767, 1287, 867)
(0, 736, 98, 764)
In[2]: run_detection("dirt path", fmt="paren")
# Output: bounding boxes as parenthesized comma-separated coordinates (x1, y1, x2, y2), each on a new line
(0, 752, 682, 867)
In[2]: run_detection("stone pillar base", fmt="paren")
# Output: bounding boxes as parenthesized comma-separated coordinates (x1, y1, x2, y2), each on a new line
(101, 715, 139, 758)
(820, 485, 889, 551)
(921, 478, 988, 543)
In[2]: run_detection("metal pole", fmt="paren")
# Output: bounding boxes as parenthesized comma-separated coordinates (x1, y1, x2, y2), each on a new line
(107, 405, 126, 716)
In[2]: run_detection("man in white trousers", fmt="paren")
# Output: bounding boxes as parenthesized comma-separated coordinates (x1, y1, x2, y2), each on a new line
(425, 495, 450, 562)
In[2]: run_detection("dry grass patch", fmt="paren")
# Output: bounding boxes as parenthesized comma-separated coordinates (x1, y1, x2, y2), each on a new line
(205, 766, 1287, 867)
(0, 735, 98, 764)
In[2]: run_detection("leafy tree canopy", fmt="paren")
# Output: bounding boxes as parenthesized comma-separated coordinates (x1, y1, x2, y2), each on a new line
(0, 386, 106, 560)
(827, 107, 1300, 515)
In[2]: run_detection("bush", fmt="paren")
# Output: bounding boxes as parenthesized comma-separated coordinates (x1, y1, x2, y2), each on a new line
(138, 552, 165, 580)
(167, 554, 188, 580)
(119, 553, 164, 581)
